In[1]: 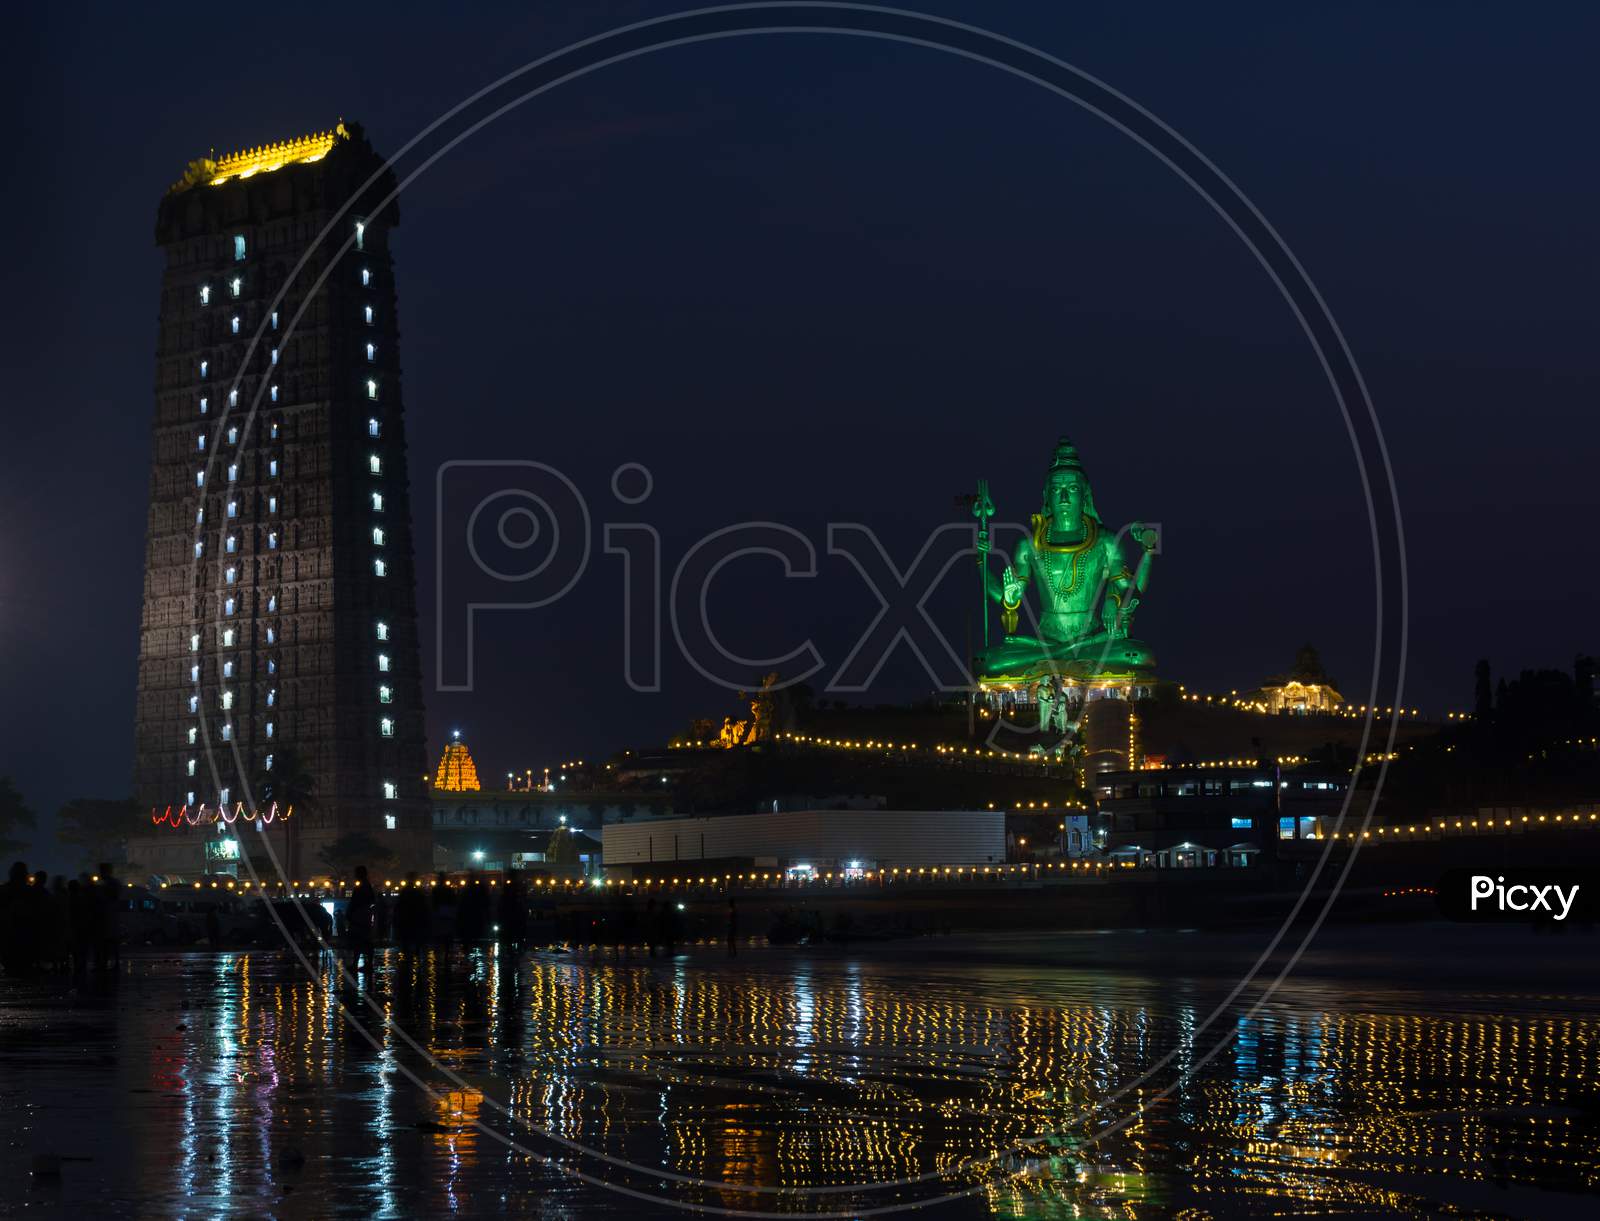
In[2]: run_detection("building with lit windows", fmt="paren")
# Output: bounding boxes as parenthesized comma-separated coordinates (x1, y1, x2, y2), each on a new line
(129, 122, 429, 879)
(1094, 765, 1349, 867)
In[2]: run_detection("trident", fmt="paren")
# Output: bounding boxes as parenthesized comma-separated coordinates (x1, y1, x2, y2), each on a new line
(972, 478, 995, 648)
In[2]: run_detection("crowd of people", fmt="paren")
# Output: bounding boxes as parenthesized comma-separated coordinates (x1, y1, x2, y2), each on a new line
(333, 869, 539, 968)
(0, 862, 124, 978)
(333, 869, 741, 965)
(3, 861, 747, 979)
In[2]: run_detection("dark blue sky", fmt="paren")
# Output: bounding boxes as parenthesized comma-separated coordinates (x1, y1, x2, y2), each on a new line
(2, 2, 1596, 862)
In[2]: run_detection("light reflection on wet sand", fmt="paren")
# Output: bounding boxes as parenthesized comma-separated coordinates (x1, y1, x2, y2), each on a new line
(1, 927, 1597, 1218)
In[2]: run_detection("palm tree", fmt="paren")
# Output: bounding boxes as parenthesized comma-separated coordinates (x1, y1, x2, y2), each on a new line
(255, 747, 319, 881)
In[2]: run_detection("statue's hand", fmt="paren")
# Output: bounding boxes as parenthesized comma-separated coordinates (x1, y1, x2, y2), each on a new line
(1001, 566, 1024, 606)
(1128, 522, 1160, 552)
(976, 531, 991, 557)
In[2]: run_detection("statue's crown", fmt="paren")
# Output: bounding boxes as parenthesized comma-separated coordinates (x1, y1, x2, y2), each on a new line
(1048, 436, 1085, 477)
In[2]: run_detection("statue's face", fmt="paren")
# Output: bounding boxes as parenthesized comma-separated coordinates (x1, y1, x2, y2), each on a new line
(1045, 472, 1088, 541)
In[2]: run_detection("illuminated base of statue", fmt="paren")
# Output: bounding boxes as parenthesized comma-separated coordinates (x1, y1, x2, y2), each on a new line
(974, 632, 1156, 690)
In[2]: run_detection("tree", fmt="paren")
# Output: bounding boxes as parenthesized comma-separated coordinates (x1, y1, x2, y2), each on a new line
(0, 777, 36, 858)
(56, 797, 137, 871)
(254, 746, 319, 818)
(255, 747, 319, 881)
(318, 832, 395, 878)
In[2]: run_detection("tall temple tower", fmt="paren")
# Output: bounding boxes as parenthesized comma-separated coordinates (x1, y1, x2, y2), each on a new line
(130, 122, 430, 879)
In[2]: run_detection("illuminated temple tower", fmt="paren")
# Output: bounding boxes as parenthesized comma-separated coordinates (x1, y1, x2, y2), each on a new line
(129, 122, 430, 878)
(432, 731, 481, 793)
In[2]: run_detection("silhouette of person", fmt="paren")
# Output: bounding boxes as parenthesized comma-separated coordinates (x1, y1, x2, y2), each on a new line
(456, 871, 488, 944)
(67, 878, 93, 977)
(396, 871, 428, 953)
(431, 871, 454, 946)
(496, 874, 527, 951)
(49, 875, 69, 972)
(2, 862, 33, 975)
(95, 863, 122, 974)
(726, 896, 738, 958)
(346, 865, 376, 972)
(24, 871, 57, 974)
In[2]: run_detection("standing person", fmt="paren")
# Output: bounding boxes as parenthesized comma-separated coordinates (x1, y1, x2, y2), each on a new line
(662, 897, 679, 956)
(49, 876, 70, 973)
(95, 864, 122, 975)
(395, 871, 427, 953)
(496, 874, 527, 952)
(67, 878, 93, 978)
(0, 864, 28, 979)
(26, 872, 59, 974)
(430, 871, 453, 947)
(726, 896, 739, 959)
(346, 865, 376, 973)
(456, 871, 487, 944)
(1, 863, 29, 976)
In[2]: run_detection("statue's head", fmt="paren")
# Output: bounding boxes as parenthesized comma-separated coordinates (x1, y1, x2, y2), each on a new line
(1041, 437, 1099, 542)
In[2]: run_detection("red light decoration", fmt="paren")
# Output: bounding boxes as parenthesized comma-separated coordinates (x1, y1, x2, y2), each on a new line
(149, 802, 293, 829)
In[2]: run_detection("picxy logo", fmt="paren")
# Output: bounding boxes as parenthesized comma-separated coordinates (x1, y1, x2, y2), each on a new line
(1437, 868, 1594, 924)
(1469, 875, 1579, 921)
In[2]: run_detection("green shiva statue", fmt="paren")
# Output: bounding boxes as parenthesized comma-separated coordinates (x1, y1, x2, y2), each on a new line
(974, 436, 1158, 684)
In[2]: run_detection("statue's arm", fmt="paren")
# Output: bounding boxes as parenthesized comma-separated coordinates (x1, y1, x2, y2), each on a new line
(1007, 542, 1034, 605)
(1012, 541, 1033, 584)
(1129, 524, 1157, 594)
(1105, 526, 1155, 596)
(982, 540, 1032, 604)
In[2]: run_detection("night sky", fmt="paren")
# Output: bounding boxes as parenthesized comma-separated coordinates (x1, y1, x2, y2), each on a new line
(2, 2, 1596, 866)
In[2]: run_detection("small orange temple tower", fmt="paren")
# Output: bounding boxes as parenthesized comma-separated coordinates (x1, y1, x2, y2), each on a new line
(433, 730, 481, 792)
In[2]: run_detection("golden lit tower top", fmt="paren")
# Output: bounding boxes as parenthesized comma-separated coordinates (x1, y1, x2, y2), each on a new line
(168, 121, 351, 194)
(433, 730, 482, 792)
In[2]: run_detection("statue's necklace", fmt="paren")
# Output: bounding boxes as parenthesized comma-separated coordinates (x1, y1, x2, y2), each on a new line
(1033, 514, 1097, 598)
